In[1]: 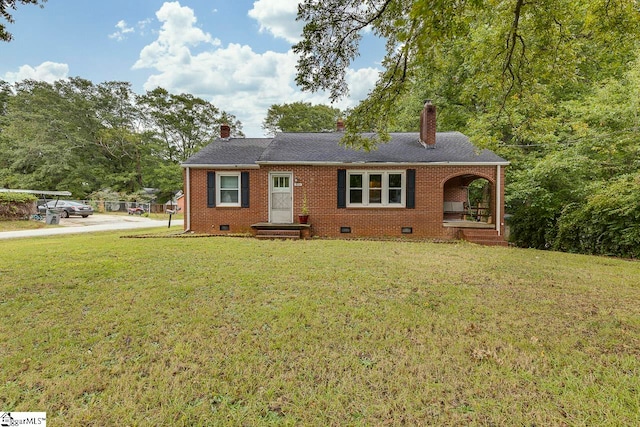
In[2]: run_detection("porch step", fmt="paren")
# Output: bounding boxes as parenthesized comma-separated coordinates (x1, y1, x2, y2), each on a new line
(460, 229, 508, 247)
(255, 229, 301, 240)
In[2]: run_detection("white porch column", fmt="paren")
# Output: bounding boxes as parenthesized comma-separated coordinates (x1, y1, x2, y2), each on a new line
(496, 165, 501, 236)
(185, 167, 191, 231)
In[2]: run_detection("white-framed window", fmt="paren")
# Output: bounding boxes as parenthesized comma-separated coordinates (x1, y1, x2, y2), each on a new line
(217, 172, 241, 206)
(347, 171, 405, 207)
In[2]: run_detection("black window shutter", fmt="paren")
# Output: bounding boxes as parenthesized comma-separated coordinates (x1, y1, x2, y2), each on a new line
(207, 171, 216, 207)
(241, 171, 250, 208)
(406, 169, 416, 209)
(337, 169, 346, 208)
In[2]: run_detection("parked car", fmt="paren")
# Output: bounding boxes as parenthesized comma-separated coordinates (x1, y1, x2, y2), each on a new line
(128, 206, 146, 215)
(38, 200, 94, 218)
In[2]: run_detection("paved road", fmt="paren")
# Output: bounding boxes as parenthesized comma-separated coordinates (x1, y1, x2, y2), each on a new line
(0, 214, 184, 240)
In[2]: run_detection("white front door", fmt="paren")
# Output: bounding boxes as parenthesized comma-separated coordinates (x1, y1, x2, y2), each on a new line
(270, 173, 293, 223)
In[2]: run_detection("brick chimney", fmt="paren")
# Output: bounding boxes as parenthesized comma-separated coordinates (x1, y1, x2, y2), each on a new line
(220, 124, 231, 139)
(336, 119, 345, 132)
(419, 100, 436, 148)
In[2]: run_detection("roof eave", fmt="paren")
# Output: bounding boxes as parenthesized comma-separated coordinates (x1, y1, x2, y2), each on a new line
(0, 188, 73, 196)
(256, 161, 510, 167)
(181, 163, 261, 169)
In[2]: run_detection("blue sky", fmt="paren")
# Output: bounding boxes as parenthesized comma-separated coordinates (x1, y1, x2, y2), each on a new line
(1, 0, 384, 137)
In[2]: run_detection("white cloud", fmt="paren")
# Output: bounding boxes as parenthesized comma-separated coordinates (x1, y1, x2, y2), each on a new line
(2, 61, 69, 84)
(248, 0, 302, 44)
(345, 67, 380, 100)
(133, 2, 220, 70)
(137, 41, 302, 136)
(109, 20, 135, 41)
(137, 18, 153, 36)
(134, 1, 380, 137)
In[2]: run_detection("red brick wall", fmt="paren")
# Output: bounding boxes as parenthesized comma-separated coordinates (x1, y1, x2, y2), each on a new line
(185, 164, 505, 239)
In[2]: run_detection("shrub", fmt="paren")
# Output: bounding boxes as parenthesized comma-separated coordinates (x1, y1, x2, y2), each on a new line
(555, 173, 640, 258)
(0, 192, 38, 220)
(0, 192, 37, 204)
(506, 151, 595, 249)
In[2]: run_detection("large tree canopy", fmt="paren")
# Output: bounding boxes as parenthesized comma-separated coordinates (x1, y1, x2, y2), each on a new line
(262, 101, 342, 136)
(0, 78, 242, 200)
(1, 0, 46, 41)
(295, 0, 640, 148)
(138, 87, 243, 163)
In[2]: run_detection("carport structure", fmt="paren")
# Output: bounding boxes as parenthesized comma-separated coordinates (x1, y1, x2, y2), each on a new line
(0, 188, 72, 201)
(0, 188, 73, 222)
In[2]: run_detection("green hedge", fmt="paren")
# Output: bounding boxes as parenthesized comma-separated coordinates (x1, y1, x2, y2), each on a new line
(555, 173, 640, 258)
(0, 192, 38, 203)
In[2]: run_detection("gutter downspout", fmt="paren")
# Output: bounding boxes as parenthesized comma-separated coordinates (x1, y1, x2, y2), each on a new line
(496, 165, 501, 236)
(185, 167, 191, 232)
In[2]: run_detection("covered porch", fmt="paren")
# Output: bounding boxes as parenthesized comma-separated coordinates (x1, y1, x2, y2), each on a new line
(441, 171, 507, 245)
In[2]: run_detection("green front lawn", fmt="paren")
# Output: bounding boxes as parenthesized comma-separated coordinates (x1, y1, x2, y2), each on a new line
(1, 232, 638, 425)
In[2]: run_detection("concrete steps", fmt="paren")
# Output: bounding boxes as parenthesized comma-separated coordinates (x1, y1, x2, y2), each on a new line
(460, 229, 508, 246)
(255, 229, 301, 240)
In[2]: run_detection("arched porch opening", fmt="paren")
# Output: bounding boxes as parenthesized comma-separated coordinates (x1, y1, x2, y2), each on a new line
(442, 174, 495, 227)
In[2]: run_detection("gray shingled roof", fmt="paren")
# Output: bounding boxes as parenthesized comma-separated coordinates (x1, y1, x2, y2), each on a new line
(182, 138, 272, 166)
(260, 132, 507, 164)
(182, 132, 508, 166)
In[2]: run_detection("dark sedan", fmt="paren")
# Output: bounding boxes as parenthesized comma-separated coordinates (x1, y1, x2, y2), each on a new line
(38, 200, 94, 218)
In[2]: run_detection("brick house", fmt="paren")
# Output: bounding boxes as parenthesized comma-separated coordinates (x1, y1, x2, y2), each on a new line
(182, 102, 509, 245)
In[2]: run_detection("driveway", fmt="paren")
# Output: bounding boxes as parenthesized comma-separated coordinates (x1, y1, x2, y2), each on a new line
(0, 214, 184, 240)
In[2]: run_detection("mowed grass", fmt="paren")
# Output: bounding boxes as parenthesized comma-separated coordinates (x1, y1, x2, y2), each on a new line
(1, 232, 639, 426)
(0, 219, 48, 232)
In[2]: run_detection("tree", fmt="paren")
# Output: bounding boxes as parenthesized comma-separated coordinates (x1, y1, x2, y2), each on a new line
(138, 87, 243, 163)
(0, 79, 101, 195)
(505, 149, 595, 249)
(92, 81, 148, 193)
(0, 80, 11, 115)
(262, 102, 342, 136)
(1, 0, 46, 41)
(0, 77, 245, 200)
(560, 54, 640, 178)
(294, 0, 640, 148)
(0, 78, 151, 196)
(555, 173, 640, 258)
